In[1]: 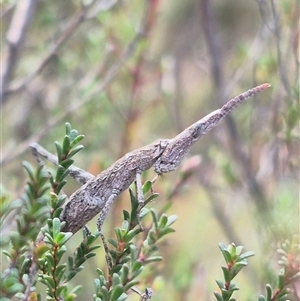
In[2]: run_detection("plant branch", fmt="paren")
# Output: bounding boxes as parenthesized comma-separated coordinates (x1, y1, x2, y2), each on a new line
(1, 26, 145, 166)
(2, 0, 121, 102)
(199, 0, 269, 212)
(30, 142, 94, 184)
(1, 0, 37, 104)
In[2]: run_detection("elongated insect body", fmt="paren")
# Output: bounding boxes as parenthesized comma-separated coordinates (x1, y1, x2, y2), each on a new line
(31, 83, 271, 235)
(154, 83, 271, 174)
(60, 139, 170, 234)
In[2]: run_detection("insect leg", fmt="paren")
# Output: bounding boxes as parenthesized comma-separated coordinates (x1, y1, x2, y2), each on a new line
(135, 170, 145, 229)
(96, 193, 117, 270)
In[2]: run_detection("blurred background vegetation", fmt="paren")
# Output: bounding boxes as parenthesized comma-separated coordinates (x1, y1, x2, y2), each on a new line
(1, 0, 299, 300)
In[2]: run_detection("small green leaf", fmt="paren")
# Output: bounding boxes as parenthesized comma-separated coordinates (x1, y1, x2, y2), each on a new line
(99, 286, 109, 300)
(228, 243, 237, 258)
(87, 243, 101, 253)
(112, 273, 121, 286)
(228, 282, 239, 291)
(221, 289, 230, 300)
(216, 279, 224, 289)
(37, 185, 51, 197)
(84, 253, 96, 261)
(54, 264, 67, 279)
(115, 228, 126, 241)
(67, 270, 77, 281)
(122, 210, 130, 221)
(147, 231, 156, 245)
(56, 194, 67, 206)
(49, 175, 55, 186)
(123, 279, 139, 292)
(237, 251, 255, 261)
(55, 180, 67, 195)
(55, 142, 63, 163)
(218, 242, 227, 252)
(37, 173, 49, 189)
(110, 284, 124, 301)
(145, 256, 162, 263)
(150, 209, 158, 229)
(20, 257, 31, 274)
(124, 228, 143, 242)
(235, 246, 243, 256)
(57, 245, 67, 256)
(277, 248, 287, 256)
(56, 283, 67, 296)
(230, 267, 243, 279)
(108, 238, 118, 248)
(55, 165, 66, 182)
(69, 285, 82, 296)
(131, 261, 143, 273)
(2, 250, 11, 259)
(70, 135, 85, 148)
(42, 275, 56, 289)
(120, 265, 129, 284)
(121, 220, 130, 231)
(266, 284, 273, 301)
(144, 193, 159, 205)
(167, 214, 178, 226)
(157, 227, 175, 239)
(138, 207, 149, 220)
(219, 243, 232, 263)
(55, 232, 72, 246)
(68, 256, 74, 268)
(116, 293, 127, 301)
(62, 135, 71, 155)
(53, 207, 63, 218)
(277, 295, 288, 301)
(234, 260, 248, 268)
(258, 295, 266, 301)
(65, 122, 72, 135)
(142, 181, 153, 195)
(130, 244, 138, 261)
(10, 233, 23, 250)
(60, 158, 74, 169)
(22, 161, 35, 182)
(68, 145, 84, 158)
(69, 129, 79, 141)
(75, 257, 85, 267)
(58, 169, 70, 183)
(221, 266, 231, 283)
(52, 217, 62, 237)
(158, 214, 168, 229)
(214, 291, 224, 301)
(45, 252, 55, 267)
(278, 258, 288, 266)
(129, 189, 138, 212)
(131, 266, 143, 278)
(25, 182, 35, 199)
(277, 272, 285, 288)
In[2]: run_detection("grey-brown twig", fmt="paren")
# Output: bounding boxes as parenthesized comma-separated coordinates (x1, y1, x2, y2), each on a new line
(31, 83, 270, 238)
(31, 142, 93, 184)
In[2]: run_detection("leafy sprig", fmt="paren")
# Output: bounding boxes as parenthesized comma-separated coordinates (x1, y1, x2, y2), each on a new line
(51, 122, 84, 195)
(93, 181, 177, 301)
(36, 122, 100, 301)
(214, 243, 254, 301)
(258, 238, 300, 301)
(1, 161, 51, 300)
